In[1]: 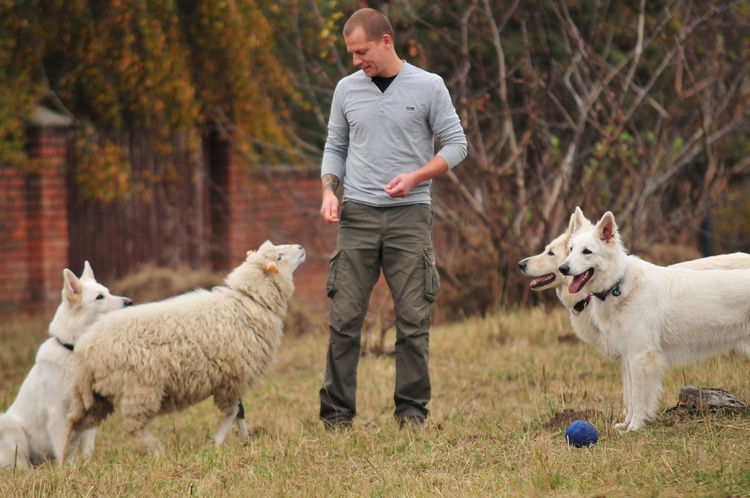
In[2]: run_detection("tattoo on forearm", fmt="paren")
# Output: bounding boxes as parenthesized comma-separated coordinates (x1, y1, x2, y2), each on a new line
(322, 174, 340, 193)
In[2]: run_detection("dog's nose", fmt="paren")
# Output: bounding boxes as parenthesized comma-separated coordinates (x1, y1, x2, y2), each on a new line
(124, 298, 134, 307)
(559, 264, 569, 275)
(518, 260, 527, 271)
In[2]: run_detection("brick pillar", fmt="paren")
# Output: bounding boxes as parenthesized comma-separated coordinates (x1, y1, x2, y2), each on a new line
(0, 167, 31, 316)
(24, 125, 71, 314)
(225, 148, 257, 263)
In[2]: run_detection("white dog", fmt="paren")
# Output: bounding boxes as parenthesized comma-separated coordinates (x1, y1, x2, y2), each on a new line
(0, 263, 132, 469)
(559, 208, 750, 431)
(519, 209, 750, 422)
(519, 210, 750, 361)
(518, 213, 616, 358)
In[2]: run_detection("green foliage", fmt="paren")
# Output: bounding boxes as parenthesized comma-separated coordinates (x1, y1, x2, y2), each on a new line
(177, 0, 295, 151)
(0, 0, 44, 166)
(74, 133, 133, 202)
(0, 0, 299, 199)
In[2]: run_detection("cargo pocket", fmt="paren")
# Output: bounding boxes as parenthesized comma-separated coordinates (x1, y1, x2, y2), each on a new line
(423, 249, 440, 303)
(325, 250, 342, 298)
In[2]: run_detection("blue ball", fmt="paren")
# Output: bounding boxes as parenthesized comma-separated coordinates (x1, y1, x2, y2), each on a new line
(565, 420, 598, 447)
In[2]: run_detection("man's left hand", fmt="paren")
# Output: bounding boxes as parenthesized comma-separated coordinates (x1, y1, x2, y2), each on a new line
(385, 173, 416, 198)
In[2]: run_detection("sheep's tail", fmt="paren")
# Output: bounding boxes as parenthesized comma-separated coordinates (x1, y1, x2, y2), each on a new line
(74, 362, 96, 411)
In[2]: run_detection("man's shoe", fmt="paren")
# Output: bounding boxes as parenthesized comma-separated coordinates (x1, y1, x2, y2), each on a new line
(323, 417, 353, 431)
(398, 415, 426, 429)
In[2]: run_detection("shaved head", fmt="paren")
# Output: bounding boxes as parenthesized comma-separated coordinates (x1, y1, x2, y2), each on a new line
(343, 8, 394, 42)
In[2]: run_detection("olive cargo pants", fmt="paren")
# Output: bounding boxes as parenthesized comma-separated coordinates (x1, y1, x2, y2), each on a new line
(319, 201, 440, 423)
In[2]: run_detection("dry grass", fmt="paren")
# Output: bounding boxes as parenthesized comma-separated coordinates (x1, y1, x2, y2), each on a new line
(109, 264, 225, 305)
(1, 308, 750, 497)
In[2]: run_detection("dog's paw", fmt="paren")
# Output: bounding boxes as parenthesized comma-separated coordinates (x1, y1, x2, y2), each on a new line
(614, 421, 629, 432)
(626, 421, 645, 431)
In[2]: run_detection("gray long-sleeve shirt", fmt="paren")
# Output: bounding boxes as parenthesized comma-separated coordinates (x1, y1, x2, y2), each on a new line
(321, 61, 467, 206)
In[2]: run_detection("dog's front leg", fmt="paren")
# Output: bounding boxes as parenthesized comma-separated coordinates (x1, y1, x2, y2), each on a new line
(624, 349, 667, 431)
(49, 407, 74, 466)
(614, 359, 632, 431)
(733, 339, 750, 360)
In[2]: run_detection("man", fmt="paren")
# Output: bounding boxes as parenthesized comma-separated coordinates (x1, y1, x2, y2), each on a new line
(319, 7, 467, 429)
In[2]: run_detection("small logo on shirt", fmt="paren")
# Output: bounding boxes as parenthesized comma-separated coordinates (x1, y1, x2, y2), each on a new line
(406, 106, 415, 111)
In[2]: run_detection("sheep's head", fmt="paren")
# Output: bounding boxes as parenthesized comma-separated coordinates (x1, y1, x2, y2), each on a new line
(246, 241, 306, 276)
(225, 241, 305, 311)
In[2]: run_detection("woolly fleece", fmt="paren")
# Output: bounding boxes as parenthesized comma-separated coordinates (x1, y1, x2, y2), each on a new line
(65, 241, 304, 454)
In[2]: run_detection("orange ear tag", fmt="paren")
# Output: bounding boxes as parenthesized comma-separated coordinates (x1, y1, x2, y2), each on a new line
(265, 262, 279, 274)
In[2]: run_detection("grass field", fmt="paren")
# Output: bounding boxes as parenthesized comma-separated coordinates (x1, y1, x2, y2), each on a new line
(1, 308, 750, 497)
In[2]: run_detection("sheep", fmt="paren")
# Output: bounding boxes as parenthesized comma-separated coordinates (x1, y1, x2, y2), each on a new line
(61, 241, 305, 462)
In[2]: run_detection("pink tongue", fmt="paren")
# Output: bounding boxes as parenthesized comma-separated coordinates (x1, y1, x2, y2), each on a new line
(568, 273, 586, 294)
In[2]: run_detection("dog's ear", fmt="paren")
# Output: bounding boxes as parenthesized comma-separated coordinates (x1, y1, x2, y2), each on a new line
(80, 260, 95, 282)
(571, 206, 588, 233)
(566, 212, 577, 235)
(63, 268, 84, 304)
(598, 212, 618, 243)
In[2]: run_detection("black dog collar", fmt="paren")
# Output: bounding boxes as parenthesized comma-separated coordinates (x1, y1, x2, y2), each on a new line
(572, 296, 591, 315)
(55, 336, 75, 352)
(593, 280, 622, 301)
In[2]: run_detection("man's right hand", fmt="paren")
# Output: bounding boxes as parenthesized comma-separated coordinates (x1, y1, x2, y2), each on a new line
(320, 190, 340, 223)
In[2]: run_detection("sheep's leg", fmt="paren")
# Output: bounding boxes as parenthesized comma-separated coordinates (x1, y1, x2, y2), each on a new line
(122, 417, 162, 454)
(235, 400, 249, 439)
(212, 400, 245, 445)
(79, 429, 97, 460)
(119, 393, 162, 453)
(212, 414, 235, 446)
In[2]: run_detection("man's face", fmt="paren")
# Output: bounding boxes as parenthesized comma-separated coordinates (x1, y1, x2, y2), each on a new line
(345, 26, 388, 77)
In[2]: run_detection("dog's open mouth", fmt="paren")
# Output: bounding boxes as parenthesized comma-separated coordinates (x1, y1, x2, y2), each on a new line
(530, 273, 555, 289)
(568, 268, 593, 294)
